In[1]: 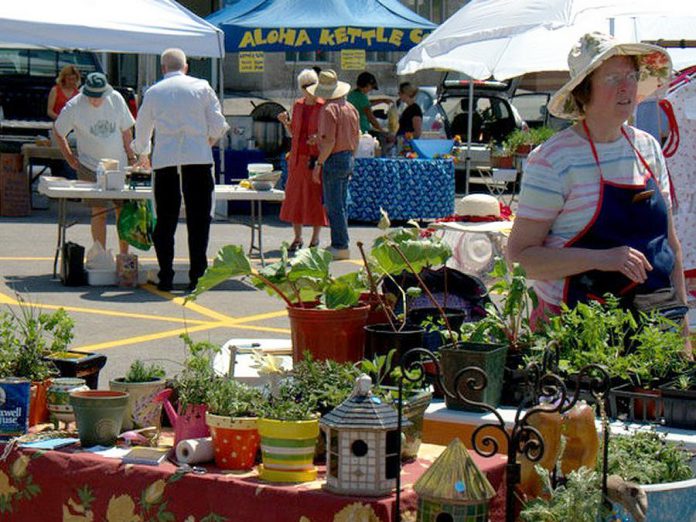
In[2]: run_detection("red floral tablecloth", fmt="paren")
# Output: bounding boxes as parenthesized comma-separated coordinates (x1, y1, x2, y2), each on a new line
(0, 442, 506, 521)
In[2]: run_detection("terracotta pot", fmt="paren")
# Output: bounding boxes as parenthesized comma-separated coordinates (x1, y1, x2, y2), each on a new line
(206, 413, 259, 470)
(109, 377, 166, 431)
(491, 155, 514, 169)
(257, 418, 319, 483)
(69, 390, 129, 447)
(288, 304, 369, 363)
(29, 379, 51, 426)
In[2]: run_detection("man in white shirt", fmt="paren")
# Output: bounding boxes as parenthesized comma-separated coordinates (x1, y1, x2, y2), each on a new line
(55, 72, 135, 255)
(133, 48, 229, 292)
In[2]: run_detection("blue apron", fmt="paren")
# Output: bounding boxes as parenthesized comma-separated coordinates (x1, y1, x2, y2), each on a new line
(563, 123, 674, 308)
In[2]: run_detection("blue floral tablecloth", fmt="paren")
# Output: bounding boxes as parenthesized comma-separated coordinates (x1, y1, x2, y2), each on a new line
(348, 158, 455, 222)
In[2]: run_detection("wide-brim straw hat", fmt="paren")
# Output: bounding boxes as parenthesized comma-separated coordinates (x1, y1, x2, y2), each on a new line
(307, 69, 351, 100)
(548, 32, 672, 120)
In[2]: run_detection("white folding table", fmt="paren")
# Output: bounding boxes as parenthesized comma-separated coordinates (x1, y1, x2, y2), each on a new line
(38, 178, 285, 277)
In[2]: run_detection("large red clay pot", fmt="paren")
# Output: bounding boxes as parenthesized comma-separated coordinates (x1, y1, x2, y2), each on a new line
(287, 304, 369, 363)
(29, 379, 51, 426)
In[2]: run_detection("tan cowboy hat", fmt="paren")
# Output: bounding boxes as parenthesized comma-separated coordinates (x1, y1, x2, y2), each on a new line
(306, 69, 351, 100)
(548, 32, 672, 120)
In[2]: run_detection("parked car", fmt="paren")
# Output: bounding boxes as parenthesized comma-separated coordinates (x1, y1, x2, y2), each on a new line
(0, 49, 137, 140)
(422, 74, 526, 144)
(511, 90, 570, 132)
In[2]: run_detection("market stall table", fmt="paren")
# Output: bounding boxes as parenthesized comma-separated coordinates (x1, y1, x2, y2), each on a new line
(0, 440, 507, 521)
(38, 178, 285, 278)
(347, 158, 455, 222)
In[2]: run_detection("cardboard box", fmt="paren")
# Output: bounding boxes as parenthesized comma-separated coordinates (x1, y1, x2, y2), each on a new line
(0, 154, 23, 175)
(0, 169, 30, 217)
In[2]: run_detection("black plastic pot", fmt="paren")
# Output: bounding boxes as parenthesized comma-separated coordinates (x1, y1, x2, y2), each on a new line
(364, 323, 424, 385)
(406, 307, 469, 352)
(44, 351, 107, 389)
(660, 383, 696, 429)
(499, 351, 532, 407)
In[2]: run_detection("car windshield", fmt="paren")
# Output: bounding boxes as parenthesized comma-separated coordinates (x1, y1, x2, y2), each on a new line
(0, 49, 99, 78)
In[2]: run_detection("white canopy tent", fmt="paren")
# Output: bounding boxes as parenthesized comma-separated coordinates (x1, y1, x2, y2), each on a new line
(0, 0, 224, 58)
(397, 0, 696, 79)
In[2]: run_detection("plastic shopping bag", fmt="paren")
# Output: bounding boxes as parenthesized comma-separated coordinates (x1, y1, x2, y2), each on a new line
(85, 241, 116, 271)
(117, 200, 156, 251)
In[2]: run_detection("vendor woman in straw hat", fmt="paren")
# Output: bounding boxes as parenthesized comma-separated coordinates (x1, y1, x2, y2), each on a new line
(507, 32, 691, 356)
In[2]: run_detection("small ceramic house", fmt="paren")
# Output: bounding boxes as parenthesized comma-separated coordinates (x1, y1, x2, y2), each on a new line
(319, 374, 411, 496)
(414, 438, 495, 522)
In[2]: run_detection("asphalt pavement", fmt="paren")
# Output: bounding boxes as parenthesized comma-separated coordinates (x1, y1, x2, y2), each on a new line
(0, 197, 384, 387)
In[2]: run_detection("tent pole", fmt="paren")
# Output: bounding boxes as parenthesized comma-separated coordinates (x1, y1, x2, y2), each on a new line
(465, 81, 473, 195)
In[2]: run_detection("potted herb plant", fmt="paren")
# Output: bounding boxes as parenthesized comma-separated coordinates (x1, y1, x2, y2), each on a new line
(257, 391, 320, 483)
(205, 378, 264, 471)
(155, 334, 220, 445)
(360, 349, 432, 460)
(188, 245, 371, 363)
(0, 299, 75, 425)
(109, 360, 167, 431)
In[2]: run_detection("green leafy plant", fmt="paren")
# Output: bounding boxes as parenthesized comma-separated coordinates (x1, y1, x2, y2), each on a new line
(538, 296, 688, 386)
(123, 360, 166, 383)
(188, 244, 368, 310)
(206, 378, 263, 418)
(530, 125, 556, 145)
(603, 431, 693, 485)
(0, 297, 75, 381)
(260, 391, 318, 422)
(675, 374, 694, 391)
(458, 258, 537, 353)
(174, 334, 221, 411)
(520, 466, 605, 522)
(359, 349, 427, 401)
(280, 352, 360, 416)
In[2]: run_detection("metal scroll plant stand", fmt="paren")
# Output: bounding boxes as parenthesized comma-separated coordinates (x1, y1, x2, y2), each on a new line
(393, 346, 612, 522)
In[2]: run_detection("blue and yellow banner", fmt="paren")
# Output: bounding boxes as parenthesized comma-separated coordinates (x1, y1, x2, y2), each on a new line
(226, 26, 432, 52)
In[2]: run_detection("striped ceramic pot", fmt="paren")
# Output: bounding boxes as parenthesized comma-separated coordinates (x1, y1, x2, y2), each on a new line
(257, 417, 319, 483)
(206, 413, 259, 471)
(46, 378, 89, 427)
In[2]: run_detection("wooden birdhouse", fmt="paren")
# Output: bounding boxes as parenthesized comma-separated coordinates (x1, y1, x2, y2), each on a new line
(414, 438, 495, 521)
(319, 374, 411, 496)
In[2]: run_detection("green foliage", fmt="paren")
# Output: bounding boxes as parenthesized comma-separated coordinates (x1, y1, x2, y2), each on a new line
(206, 378, 263, 418)
(359, 349, 427, 400)
(188, 244, 368, 310)
(280, 352, 360, 415)
(520, 466, 605, 522)
(260, 391, 317, 421)
(604, 431, 693, 485)
(370, 224, 452, 278)
(174, 334, 221, 411)
(538, 296, 688, 386)
(458, 258, 537, 352)
(123, 360, 166, 383)
(675, 374, 695, 390)
(530, 125, 556, 145)
(0, 298, 74, 381)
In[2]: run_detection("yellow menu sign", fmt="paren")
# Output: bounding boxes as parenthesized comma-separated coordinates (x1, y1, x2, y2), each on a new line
(341, 50, 366, 70)
(239, 52, 264, 73)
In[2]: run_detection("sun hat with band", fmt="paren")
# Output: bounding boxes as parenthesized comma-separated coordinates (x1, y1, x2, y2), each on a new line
(547, 32, 672, 120)
(82, 72, 113, 98)
(306, 69, 351, 100)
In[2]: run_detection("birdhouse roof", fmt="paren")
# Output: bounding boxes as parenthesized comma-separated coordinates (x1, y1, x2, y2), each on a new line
(414, 438, 495, 504)
(320, 393, 411, 430)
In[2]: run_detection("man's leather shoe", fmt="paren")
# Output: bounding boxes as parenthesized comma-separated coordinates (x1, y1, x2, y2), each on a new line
(157, 280, 173, 292)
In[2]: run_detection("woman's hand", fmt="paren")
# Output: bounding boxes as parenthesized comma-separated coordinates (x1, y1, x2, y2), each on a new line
(277, 111, 290, 125)
(312, 165, 322, 184)
(597, 246, 652, 283)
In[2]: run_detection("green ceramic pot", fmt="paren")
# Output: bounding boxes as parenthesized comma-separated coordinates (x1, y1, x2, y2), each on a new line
(69, 390, 129, 447)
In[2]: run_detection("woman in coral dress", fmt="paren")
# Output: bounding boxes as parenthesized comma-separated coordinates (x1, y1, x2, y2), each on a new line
(278, 69, 328, 252)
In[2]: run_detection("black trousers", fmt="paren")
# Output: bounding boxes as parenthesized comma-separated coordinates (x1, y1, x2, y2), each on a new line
(153, 164, 213, 286)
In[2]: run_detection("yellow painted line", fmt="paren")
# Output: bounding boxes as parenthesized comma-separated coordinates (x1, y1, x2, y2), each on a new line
(0, 293, 15, 305)
(75, 322, 217, 352)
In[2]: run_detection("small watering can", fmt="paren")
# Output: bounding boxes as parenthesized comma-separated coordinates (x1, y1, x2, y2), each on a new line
(154, 389, 209, 445)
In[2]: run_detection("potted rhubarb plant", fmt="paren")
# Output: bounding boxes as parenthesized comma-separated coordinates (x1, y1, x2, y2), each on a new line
(110, 360, 167, 431)
(188, 245, 371, 363)
(205, 378, 264, 471)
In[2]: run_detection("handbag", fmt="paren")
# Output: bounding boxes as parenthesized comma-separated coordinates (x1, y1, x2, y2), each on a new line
(632, 287, 688, 322)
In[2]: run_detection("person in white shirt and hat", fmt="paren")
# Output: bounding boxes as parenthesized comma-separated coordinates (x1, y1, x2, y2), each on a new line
(132, 48, 229, 292)
(507, 32, 690, 356)
(54, 72, 135, 255)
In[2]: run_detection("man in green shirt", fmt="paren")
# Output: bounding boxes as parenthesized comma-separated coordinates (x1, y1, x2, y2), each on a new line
(346, 71, 392, 134)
